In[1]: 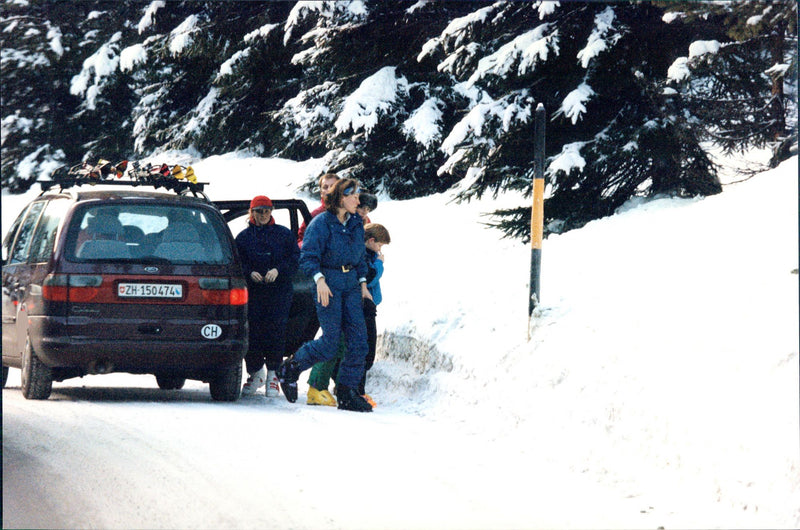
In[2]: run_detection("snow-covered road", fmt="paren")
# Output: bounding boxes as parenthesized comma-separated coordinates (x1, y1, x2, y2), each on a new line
(3, 371, 628, 530)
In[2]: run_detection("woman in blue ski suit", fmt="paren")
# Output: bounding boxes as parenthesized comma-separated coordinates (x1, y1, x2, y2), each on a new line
(235, 195, 299, 395)
(278, 178, 373, 412)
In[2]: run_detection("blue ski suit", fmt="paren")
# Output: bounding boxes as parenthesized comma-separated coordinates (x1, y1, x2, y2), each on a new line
(293, 210, 368, 388)
(235, 219, 299, 372)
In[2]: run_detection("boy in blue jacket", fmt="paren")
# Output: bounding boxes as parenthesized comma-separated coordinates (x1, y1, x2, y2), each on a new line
(359, 223, 391, 402)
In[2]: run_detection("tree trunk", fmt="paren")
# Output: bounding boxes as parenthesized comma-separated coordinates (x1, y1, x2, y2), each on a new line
(769, 19, 787, 141)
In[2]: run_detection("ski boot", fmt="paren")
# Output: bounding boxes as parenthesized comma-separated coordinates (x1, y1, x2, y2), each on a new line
(241, 366, 266, 395)
(362, 394, 376, 408)
(307, 387, 337, 406)
(265, 370, 280, 397)
(277, 356, 301, 403)
(336, 384, 372, 412)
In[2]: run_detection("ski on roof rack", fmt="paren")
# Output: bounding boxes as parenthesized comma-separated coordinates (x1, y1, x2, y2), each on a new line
(39, 159, 208, 196)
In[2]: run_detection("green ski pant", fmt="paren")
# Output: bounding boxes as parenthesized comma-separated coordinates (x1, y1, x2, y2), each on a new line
(307, 336, 346, 391)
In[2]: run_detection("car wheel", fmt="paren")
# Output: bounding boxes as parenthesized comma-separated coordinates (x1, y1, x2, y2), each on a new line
(209, 361, 242, 402)
(2, 366, 8, 388)
(155, 375, 186, 390)
(21, 336, 53, 400)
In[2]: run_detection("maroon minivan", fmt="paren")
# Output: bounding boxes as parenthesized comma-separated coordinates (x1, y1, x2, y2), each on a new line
(2, 184, 249, 400)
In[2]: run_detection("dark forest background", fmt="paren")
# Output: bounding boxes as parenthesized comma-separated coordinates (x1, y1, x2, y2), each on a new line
(1, 1, 796, 239)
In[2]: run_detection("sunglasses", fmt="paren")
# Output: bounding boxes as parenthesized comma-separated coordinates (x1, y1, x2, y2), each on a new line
(343, 186, 362, 196)
(252, 207, 273, 213)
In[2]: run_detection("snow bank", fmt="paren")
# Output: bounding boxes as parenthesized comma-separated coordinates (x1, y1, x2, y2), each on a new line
(371, 156, 800, 527)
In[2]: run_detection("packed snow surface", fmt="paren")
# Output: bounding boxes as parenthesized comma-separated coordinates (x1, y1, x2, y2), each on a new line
(2, 153, 799, 529)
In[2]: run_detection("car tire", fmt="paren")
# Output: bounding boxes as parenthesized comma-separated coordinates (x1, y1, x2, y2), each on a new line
(2, 366, 8, 388)
(155, 375, 186, 390)
(209, 361, 242, 402)
(21, 336, 53, 400)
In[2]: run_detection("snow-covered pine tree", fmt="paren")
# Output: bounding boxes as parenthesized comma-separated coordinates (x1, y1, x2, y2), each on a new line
(424, 1, 724, 239)
(663, 1, 798, 167)
(1, 1, 793, 241)
(186, 2, 297, 156)
(1, 1, 85, 190)
(66, 4, 142, 164)
(124, 2, 231, 157)
(272, 0, 476, 198)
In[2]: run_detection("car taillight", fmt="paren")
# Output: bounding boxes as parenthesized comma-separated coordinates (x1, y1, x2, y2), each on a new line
(199, 277, 248, 306)
(42, 274, 69, 301)
(43, 274, 102, 302)
(230, 285, 248, 305)
(69, 275, 102, 302)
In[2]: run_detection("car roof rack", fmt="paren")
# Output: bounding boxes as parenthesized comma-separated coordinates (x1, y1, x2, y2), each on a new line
(37, 161, 209, 200)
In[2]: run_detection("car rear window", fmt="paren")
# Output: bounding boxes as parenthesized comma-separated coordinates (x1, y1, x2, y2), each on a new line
(66, 203, 233, 265)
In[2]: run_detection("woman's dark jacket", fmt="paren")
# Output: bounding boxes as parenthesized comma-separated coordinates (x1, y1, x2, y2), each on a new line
(235, 219, 299, 287)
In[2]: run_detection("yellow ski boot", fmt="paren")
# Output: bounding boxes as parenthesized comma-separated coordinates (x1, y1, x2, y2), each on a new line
(184, 166, 197, 184)
(171, 164, 185, 180)
(307, 387, 337, 406)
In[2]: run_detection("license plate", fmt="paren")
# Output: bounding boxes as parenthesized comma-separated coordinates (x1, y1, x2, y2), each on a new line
(118, 283, 183, 299)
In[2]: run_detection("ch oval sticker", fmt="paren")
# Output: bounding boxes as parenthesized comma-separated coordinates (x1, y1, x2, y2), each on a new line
(201, 324, 222, 340)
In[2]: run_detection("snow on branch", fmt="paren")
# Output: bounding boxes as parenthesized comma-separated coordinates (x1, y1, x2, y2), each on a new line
(183, 88, 219, 135)
(120, 44, 147, 72)
(667, 57, 690, 82)
(280, 82, 339, 137)
(137, 1, 165, 35)
(46, 24, 63, 57)
(2, 113, 34, 145)
(440, 92, 531, 155)
(169, 15, 200, 56)
(437, 43, 481, 77)
(217, 48, 250, 79)
(417, 37, 441, 62)
(438, 4, 497, 50)
(688, 40, 721, 59)
(765, 63, 790, 78)
(576, 6, 620, 69)
(417, 3, 498, 62)
(534, 1, 560, 20)
(69, 32, 121, 110)
(668, 40, 722, 83)
(244, 23, 278, 43)
(334, 67, 408, 137)
(403, 97, 444, 148)
(284, 0, 367, 45)
(555, 82, 595, 125)
(466, 23, 557, 85)
(547, 141, 587, 182)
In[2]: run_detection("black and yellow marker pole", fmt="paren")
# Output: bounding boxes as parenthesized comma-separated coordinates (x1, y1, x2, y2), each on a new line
(529, 103, 546, 328)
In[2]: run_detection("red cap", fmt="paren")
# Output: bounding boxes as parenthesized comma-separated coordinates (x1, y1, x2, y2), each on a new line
(250, 195, 273, 209)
